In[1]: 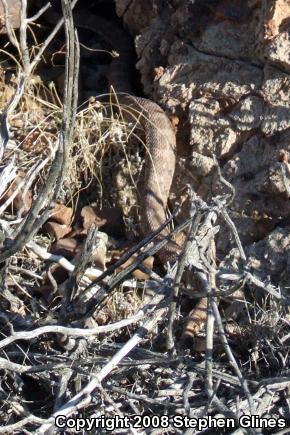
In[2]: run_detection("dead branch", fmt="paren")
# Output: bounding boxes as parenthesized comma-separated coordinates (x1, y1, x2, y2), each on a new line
(0, 0, 79, 263)
(0, 313, 146, 350)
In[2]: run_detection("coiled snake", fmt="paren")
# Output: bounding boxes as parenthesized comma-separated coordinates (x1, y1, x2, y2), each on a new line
(71, 12, 180, 262)
(48, 10, 205, 343)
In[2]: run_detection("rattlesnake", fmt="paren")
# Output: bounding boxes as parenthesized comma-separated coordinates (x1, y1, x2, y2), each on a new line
(71, 12, 180, 262)
(47, 10, 207, 343)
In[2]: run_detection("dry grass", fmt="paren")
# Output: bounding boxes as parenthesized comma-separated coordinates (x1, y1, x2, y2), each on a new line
(0, 6, 289, 434)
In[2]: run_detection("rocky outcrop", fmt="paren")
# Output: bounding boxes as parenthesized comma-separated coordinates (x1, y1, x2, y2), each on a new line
(115, 0, 290, 264)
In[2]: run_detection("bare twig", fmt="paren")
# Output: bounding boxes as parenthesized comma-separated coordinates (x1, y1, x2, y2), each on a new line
(61, 224, 101, 307)
(0, 0, 79, 264)
(208, 285, 255, 414)
(0, 415, 46, 434)
(166, 202, 200, 351)
(0, 314, 145, 350)
(35, 270, 174, 433)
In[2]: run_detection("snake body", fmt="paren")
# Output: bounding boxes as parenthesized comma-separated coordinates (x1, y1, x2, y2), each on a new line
(73, 13, 179, 262)
(45, 10, 208, 344)
(91, 13, 210, 344)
